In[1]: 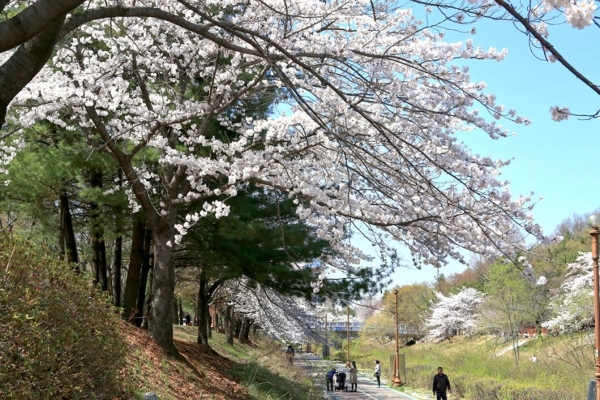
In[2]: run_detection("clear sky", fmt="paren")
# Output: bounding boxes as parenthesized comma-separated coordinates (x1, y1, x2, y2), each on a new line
(383, 12, 600, 286)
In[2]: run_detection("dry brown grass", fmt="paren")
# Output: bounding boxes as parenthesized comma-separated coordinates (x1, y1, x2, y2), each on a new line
(120, 322, 251, 400)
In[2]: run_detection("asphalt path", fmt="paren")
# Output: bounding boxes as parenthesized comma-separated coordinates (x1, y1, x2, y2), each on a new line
(292, 353, 420, 400)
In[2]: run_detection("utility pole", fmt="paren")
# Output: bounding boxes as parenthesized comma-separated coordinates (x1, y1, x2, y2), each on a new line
(324, 314, 328, 358)
(347, 305, 350, 363)
(393, 290, 403, 387)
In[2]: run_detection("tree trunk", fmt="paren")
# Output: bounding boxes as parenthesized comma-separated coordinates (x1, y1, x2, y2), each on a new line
(208, 313, 212, 338)
(233, 317, 242, 339)
(123, 213, 144, 322)
(142, 264, 153, 330)
(173, 299, 179, 325)
(90, 168, 108, 291)
(225, 304, 234, 346)
(99, 239, 107, 290)
(136, 225, 153, 326)
(196, 273, 211, 345)
(178, 298, 184, 325)
(238, 319, 247, 341)
(147, 214, 179, 356)
(59, 191, 79, 273)
(241, 318, 254, 341)
(113, 209, 123, 307)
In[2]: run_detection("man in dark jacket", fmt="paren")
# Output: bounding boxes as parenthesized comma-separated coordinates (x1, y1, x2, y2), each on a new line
(432, 367, 451, 400)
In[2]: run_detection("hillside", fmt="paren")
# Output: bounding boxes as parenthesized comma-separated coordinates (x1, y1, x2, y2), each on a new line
(121, 323, 321, 400)
(350, 331, 593, 400)
(120, 323, 248, 400)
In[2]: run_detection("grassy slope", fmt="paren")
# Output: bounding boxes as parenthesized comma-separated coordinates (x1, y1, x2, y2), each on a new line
(121, 322, 323, 400)
(347, 332, 594, 399)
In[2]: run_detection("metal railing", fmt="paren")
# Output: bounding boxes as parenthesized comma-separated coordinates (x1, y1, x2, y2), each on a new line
(307, 321, 425, 337)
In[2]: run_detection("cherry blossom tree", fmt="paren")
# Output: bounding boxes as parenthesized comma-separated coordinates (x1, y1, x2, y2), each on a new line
(222, 278, 317, 344)
(543, 252, 594, 332)
(425, 287, 485, 341)
(2, 0, 544, 354)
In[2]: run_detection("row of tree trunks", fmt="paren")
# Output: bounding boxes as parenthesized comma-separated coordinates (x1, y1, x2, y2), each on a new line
(59, 170, 125, 301)
(122, 212, 154, 327)
(55, 180, 253, 351)
(122, 213, 144, 321)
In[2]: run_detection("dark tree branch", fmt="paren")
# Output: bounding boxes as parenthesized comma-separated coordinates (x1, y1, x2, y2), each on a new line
(494, 0, 600, 96)
(0, 0, 84, 51)
(0, 16, 66, 127)
(0, 0, 11, 14)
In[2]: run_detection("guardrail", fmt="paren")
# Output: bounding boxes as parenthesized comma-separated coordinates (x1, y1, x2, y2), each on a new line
(307, 322, 425, 336)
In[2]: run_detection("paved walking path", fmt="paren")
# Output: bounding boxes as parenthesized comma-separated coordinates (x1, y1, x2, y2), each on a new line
(292, 353, 421, 400)
(494, 338, 530, 357)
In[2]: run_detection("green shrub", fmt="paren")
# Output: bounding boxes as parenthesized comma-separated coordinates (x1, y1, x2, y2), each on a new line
(0, 238, 126, 399)
(332, 350, 346, 361)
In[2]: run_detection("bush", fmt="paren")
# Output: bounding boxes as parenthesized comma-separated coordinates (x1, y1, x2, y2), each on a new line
(0, 238, 126, 399)
(333, 350, 346, 361)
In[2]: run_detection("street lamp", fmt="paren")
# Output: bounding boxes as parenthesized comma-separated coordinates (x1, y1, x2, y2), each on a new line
(588, 213, 600, 400)
(392, 289, 403, 387)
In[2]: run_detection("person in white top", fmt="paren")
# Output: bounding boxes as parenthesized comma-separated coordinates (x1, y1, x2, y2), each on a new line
(374, 360, 381, 388)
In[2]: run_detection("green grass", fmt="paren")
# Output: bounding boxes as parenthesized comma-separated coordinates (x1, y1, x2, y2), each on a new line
(347, 332, 593, 399)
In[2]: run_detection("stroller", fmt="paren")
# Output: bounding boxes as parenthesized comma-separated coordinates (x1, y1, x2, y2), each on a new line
(335, 371, 348, 391)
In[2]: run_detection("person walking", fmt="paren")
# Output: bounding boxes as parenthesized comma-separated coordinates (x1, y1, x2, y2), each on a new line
(348, 361, 358, 392)
(285, 345, 295, 368)
(374, 360, 381, 388)
(432, 367, 451, 400)
(326, 368, 336, 391)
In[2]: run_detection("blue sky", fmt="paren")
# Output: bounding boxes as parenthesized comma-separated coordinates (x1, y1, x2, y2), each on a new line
(386, 13, 600, 286)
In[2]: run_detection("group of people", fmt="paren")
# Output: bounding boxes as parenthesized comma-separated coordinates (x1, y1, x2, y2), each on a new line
(324, 359, 451, 399)
(325, 361, 358, 392)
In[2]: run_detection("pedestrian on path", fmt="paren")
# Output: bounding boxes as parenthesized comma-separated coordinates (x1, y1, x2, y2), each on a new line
(347, 361, 358, 392)
(285, 345, 295, 368)
(374, 360, 381, 388)
(326, 368, 336, 391)
(432, 367, 451, 400)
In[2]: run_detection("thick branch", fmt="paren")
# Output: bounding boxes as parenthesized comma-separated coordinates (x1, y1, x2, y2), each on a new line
(0, 0, 10, 14)
(0, 0, 84, 51)
(0, 16, 65, 127)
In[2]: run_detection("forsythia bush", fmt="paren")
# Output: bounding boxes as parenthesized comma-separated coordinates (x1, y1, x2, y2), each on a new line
(0, 238, 126, 399)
